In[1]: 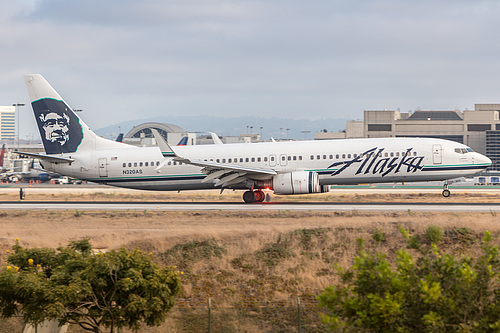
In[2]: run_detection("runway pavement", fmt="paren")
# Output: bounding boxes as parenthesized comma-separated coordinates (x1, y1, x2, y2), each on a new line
(1, 201, 500, 212)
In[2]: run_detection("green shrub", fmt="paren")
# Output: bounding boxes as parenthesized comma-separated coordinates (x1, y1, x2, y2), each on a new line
(425, 225, 444, 244)
(318, 231, 500, 332)
(371, 228, 385, 243)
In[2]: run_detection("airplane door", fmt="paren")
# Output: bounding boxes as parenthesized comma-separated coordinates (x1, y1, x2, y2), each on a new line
(432, 145, 442, 164)
(98, 158, 108, 177)
(269, 154, 277, 167)
(280, 154, 288, 166)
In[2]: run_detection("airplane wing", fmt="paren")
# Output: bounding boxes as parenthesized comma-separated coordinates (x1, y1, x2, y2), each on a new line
(151, 129, 276, 187)
(14, 152, 74, 163)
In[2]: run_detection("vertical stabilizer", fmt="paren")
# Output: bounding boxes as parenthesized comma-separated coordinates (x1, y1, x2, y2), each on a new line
(24, 74, 126, 155)
(0, 144, 5, 167)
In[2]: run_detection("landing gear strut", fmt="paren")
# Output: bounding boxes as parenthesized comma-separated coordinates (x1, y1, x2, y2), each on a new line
(242, 190, 267, 203)
(442, 183, 451, 198)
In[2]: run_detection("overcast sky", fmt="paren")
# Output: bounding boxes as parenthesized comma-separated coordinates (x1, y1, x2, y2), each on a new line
(2, 0, 500, 139)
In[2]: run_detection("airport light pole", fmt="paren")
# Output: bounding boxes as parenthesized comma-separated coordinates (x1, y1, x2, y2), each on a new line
(12, 103, 25, 150)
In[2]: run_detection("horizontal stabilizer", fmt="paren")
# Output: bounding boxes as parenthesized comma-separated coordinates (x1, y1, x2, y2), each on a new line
(14, 152, 74, 163)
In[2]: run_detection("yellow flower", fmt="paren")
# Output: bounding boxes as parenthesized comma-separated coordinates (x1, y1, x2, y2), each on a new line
(6, 266, 11, 271)
(14, 238, 19, 242)
(14, 266, 19, 272)
(37, 264, 41, 269)
(6, 250, 9, 253)
(28, 259, 34, 266)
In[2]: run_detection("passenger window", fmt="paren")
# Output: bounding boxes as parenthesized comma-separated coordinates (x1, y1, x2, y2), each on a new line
(317, 155, 320, 159)
(413, 152, 417, 156)
(257, 157, 261, 162)
(288, 156, 291, 161)
(168, 161, 171, 165)
(396, 152, 399, 157)
(264, 157, 268, 162)
(122, 163, 126, 167)
(240, 158, 244, 162)
(354, 154, 357, 158)
(282, 156, 286, 161)
(384, 153, 388, 157)
(156, 161, 160, 166)
(323, 155, 326, 159)
(342, 154, 345, 158)
(298, 156, 302, 160)
(347, 154, 351, 158)
(329, 155, 333, 159)
(390, 152, 394, 157)
(134, 162, 137, 167)
(246, 158, 249, 162)
(145, 162, 149, 166)
(173, 161, 177, 165)
(310, 155, 314, 160)
(293, 156, 297, 161)
(222, 159, 226, 163)
(252, 157, 255, 162)
(216, 159, 220, 163)
(128, 163, 131, 167)
(228, 158, 232, 163)
(139, 162, 143, 167)
(336, 154, 339, 159)
(270, 156, 274, 161)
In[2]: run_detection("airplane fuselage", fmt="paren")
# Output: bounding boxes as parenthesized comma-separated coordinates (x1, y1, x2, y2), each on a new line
(42, 137, 489, 191)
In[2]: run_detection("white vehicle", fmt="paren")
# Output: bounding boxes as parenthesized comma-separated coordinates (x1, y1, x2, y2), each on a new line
(56, 176, 69, 184)
(20, 74, 492, 203)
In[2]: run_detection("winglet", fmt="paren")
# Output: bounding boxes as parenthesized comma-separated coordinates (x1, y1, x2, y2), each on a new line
(209, 132, 223, 145)
(151, 128, 176, 157)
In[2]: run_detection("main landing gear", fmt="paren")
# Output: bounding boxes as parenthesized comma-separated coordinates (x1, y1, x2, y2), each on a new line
(243, 190, 268, 203)
(442, 183, 451, 198)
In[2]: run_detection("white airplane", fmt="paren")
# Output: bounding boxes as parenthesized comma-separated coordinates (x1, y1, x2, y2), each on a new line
(20, 74, 491, 203)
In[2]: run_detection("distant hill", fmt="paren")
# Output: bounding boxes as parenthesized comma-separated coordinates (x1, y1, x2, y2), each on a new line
(94, 115, 350, 140)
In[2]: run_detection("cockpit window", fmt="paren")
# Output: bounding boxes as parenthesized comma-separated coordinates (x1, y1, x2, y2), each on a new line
(455, 147, 474, 154)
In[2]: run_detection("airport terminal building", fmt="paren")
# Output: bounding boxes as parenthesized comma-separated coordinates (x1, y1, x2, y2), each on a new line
(317, 104, 500, 171)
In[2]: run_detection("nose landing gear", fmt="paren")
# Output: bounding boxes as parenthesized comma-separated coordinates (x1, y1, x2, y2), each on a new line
(242, 190, 267, 203)
(442, 183, 451, 198)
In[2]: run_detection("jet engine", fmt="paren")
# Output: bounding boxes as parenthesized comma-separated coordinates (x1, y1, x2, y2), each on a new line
(272, 171, 329, 195)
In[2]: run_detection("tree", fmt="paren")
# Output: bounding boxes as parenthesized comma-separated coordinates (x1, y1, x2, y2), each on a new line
(318, 231, 500, 332)
(0, 239, 181, 333)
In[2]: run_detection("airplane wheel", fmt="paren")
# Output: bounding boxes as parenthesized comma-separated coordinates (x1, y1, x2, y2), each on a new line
(243, 190, 256, 203)
(265, 194, 271, 202)
(442, 189, 451, 198)
(254, 190, 265, 202)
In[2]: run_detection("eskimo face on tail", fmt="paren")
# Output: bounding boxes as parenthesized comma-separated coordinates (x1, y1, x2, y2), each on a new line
(39, 112, 70, 145)
(32, 99, 84, 154)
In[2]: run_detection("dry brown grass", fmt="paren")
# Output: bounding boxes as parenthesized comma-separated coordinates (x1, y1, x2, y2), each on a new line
(2, 195, 500, 331)
(1, 186, 500, 203)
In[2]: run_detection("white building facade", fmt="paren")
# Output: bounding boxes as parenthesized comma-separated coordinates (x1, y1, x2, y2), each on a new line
(0, 106, 15, 141)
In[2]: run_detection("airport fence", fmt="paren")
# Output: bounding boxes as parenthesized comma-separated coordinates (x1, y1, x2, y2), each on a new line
(0, 297, 329, 333)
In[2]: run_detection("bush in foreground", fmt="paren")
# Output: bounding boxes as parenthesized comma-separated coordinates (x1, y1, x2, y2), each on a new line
(0, 239, 181, 333)
(318, 230, 500, 332)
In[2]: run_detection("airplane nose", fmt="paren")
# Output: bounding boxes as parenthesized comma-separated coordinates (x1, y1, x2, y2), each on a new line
(477, 153, 492, 166)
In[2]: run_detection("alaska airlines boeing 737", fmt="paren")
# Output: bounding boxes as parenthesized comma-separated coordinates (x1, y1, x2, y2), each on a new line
(20, 74, 491, 203)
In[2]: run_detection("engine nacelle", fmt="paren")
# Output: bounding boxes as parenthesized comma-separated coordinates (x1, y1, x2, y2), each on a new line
(272, 171, 329, 195)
